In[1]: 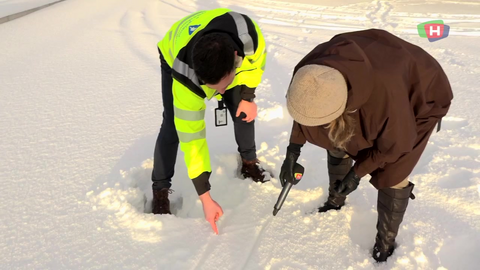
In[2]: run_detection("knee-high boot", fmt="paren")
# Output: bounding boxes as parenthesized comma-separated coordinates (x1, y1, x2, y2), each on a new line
(373, 182, 415, 262)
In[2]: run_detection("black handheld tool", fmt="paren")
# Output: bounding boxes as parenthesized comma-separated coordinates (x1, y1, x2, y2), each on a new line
(273, 163, 304, 216)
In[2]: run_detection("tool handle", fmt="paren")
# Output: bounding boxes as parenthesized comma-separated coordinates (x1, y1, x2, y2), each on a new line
(273, 182, 293, 216)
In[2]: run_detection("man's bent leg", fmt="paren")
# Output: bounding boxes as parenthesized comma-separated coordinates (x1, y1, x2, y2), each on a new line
(222, 86, 268, 182)
(152, 53, 179, 191)
(222, 86, 256, 161)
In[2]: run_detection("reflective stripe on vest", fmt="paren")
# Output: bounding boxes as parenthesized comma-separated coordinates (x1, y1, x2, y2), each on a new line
(177, 128, 206, 143)
(228, 12, 254, 55)
(173, 59, 201, 88)
(174, 106, 205, 121)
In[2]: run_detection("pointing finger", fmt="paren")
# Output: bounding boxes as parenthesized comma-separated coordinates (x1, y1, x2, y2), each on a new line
(209, 219, 219, 235)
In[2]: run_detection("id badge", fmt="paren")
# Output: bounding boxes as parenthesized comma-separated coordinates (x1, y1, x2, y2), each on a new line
(215, 100, 228, 127)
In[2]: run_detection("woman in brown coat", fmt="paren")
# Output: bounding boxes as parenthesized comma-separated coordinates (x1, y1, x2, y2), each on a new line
(279, 29, 453, 262)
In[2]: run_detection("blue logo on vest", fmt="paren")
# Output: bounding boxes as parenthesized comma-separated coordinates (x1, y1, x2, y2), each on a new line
(189, 24, 201, 35)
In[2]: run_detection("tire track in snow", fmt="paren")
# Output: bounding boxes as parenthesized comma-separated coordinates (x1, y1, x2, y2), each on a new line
(191, 211, 250, 270)
(192, 235, 218, 270)
(192, 201, 260, 270)
(238, 216, 274, 270)
(365, 0, 382, 25)
(382, 2, 394, 26)
(362, 0, 396, 30)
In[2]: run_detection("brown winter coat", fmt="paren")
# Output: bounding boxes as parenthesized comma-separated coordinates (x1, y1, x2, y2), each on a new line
(289, 29, 453, 189)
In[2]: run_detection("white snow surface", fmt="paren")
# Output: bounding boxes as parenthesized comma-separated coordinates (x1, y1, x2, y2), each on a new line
(1, 0, 480, 269)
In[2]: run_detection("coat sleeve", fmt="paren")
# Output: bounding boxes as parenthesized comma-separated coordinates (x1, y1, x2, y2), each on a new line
(353, 115, 417, 178)
(289, 121, 307, 146)
(172, 80, 212, 195)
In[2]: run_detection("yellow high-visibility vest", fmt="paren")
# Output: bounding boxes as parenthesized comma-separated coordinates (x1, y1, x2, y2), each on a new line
(157, 8, 266, 189)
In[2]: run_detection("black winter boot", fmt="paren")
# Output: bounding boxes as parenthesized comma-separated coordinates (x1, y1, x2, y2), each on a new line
(373, 182, 415, 262)
(318, 152, 353, 213)
(152, 188, 173, 215)
(241, 158, 270, 183)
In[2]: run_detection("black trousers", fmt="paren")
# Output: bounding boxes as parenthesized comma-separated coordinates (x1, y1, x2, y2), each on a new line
(152, 54, 256, 190)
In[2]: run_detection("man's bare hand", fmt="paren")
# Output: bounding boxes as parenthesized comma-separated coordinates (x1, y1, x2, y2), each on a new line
(236, 100, 258, 122)
(199, 191, 224, 234)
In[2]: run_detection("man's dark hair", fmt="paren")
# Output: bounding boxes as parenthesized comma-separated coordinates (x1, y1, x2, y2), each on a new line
(192, 33, 235, 84)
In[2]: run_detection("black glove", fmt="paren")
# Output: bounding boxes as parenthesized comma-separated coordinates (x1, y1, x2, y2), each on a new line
(334, 167, 361, 196)
(279, 149, 299, 187)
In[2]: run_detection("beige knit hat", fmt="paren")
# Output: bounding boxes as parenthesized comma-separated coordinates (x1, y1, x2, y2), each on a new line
(286, 65, 348, 126)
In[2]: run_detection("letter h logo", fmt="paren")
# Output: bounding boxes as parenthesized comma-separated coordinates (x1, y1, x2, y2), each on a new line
(417, 20, 450, 42)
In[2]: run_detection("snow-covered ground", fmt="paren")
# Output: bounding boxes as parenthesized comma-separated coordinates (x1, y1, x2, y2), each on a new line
(1, 0, 479, 269)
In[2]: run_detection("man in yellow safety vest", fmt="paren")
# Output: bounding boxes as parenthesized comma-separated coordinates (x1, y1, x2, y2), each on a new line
(153, 8, 268, 234)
